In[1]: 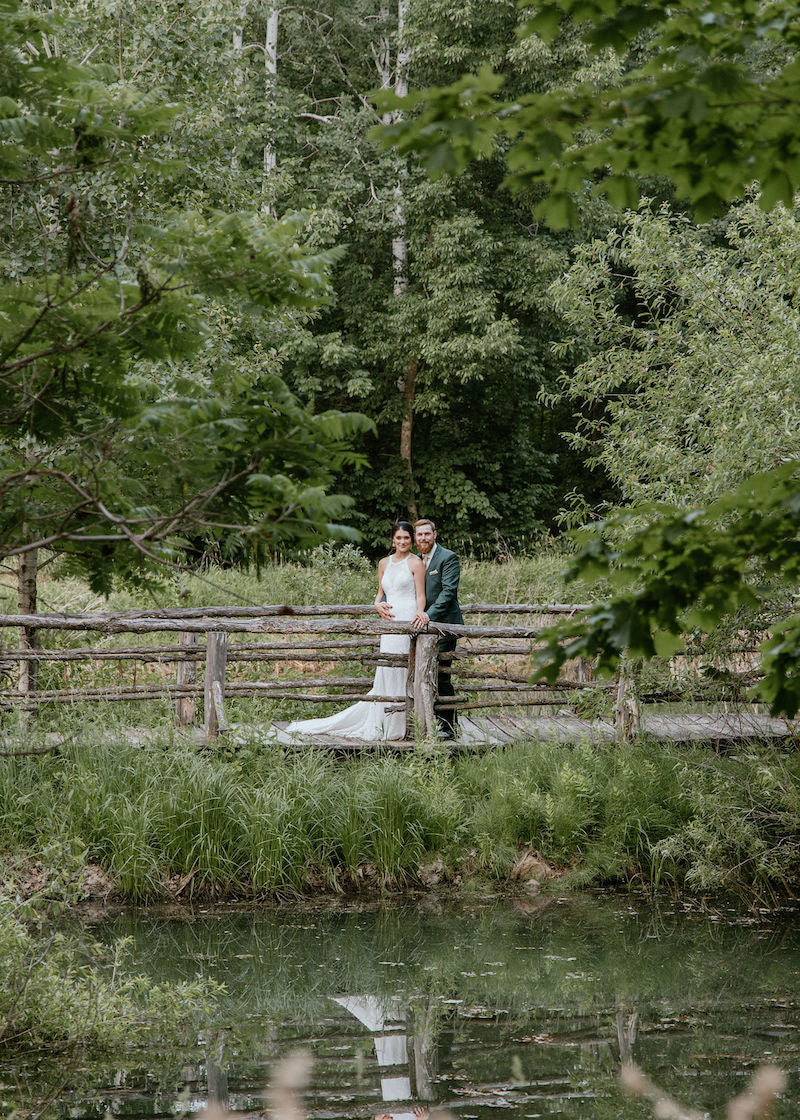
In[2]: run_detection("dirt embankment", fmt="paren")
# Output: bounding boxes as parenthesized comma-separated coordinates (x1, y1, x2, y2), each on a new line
(3, 847, 563, 908)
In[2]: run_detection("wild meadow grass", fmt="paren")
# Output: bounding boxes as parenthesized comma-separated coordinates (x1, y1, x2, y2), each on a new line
(18, 543, 580, 617)
(2, 730, 799, 902)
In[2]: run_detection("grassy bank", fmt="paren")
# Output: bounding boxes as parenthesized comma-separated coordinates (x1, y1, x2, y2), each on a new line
(2, 733, 798, 903)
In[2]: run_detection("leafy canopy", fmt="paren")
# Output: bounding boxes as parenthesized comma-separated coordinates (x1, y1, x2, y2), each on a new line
(533, 464, 800, 717)
(0, 0, 371, 587)
(376, 0, 800, 227)
(547, 198, 800, 507)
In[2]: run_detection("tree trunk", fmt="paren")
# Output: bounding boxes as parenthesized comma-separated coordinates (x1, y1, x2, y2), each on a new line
(399, 358, 419, 521)
(262, 5, 278, 212)
(375, 3, 392, 109)
(231, 0, 248, 173)
(379, 0, 417, 518)
(17, 547, 39, 694)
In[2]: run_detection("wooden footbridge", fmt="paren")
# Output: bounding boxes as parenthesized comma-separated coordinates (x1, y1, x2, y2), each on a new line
(273, 711, 796, 751)
(1, 603, 795, 747)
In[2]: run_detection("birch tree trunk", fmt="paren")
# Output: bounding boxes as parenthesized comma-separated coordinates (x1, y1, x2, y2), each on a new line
(262, 5, 279, 212)
(231, 0, 248, 174)
(377, 0, 417, 519)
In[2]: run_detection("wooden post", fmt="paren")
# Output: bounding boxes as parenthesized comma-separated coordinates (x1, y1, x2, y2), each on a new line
(211, 680, 229, 734)
(175, 631, 198, 726)
(614, 657, 641, 740)
(576, 656, 593, 685)
(413, 633, 438, 737)
(17, 547, 39, 696)
(405, 636, 417, 739)
(204, 632, 228, 741)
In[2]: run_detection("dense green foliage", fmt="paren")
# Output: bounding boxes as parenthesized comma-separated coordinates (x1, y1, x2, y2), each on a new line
(47, 0, 615, 552)
(532, 465, 800, 715)
(381, 0, 800, 226)
(549, 199, 800, 507)
(374, 0, 800, 706)
(0, 887, 218, 1049)
(0, 0, 371, 587)
(261, 0, 618, 545)
(3, 734, 798, 900)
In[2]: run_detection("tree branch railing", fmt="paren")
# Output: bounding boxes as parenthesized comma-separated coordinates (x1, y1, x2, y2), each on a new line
(0, 603, 764, 743)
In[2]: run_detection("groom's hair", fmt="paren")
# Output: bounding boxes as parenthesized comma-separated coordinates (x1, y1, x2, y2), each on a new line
(414, 518, 436, 532)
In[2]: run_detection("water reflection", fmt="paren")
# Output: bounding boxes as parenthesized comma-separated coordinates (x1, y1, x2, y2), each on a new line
(4, 895, 800, 1119)
(331, 992, 448, 1116)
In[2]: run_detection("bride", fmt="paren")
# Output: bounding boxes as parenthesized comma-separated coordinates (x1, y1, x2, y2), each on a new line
(276, 521, 426, 741)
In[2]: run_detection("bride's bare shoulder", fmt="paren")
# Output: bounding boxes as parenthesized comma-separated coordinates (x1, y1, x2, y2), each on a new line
(408, 554, 424, 569)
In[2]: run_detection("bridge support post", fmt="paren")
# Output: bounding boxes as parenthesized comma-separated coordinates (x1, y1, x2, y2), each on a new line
(614, 656, 640, 740)
(405, 636, 417, 739)
(175, 631, 198, 726)
(204, 631, 228, 741)
(413, 633, 438, 737)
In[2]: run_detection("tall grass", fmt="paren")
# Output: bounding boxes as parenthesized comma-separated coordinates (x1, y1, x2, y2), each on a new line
(25, 544, 579, 615)
(2, 732, 799, 901)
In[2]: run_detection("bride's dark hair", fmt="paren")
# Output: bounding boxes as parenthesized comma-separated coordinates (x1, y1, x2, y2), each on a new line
(392, 520, 415, 538)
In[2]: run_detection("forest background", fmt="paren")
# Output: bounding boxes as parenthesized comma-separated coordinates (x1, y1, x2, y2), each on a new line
(6, 0, 800, 574)
(0, 0, 662, 582)
(6, 1, 800, 1072)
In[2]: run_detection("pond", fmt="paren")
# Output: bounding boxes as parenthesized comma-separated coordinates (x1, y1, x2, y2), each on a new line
(6, 893, 800, 1118)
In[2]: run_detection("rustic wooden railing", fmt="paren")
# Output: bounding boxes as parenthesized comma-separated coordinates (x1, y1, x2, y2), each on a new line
(0, 604, 762, 742)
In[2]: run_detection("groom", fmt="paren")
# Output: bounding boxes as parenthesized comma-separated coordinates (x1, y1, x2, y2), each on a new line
(412, 518, 463, 740)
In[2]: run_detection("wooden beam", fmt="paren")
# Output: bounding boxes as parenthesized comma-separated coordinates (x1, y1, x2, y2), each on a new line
(0, 614, 549, 639)
(0, 685, 407, 704)
(48, 601, 588, 619)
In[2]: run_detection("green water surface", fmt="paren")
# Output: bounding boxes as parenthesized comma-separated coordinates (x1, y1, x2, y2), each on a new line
(5, 893, 800, 1118)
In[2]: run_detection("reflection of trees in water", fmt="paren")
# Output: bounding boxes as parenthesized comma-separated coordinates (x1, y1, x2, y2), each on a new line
(46, 900, 799, 1119)
(96, 899, 799, 1026)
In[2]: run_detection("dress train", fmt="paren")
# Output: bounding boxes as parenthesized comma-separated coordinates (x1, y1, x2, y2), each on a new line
(272, 556, 416, 742)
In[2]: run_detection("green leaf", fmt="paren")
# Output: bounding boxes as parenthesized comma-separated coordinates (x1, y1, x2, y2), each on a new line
(534, 191, 579, 230)
(522, 6, 564, 43)
(601, 175, 639, 208)
(759, 169, 794, 210)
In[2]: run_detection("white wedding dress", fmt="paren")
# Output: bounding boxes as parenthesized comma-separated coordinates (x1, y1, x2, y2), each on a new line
(274, 556, 417, 742)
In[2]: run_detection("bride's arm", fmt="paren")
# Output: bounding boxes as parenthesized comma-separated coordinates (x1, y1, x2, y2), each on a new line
(410, 556, 426, 613)
(375, 557, 393, 619)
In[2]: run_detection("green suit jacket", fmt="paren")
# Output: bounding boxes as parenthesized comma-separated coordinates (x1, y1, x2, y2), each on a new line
(424, 543, 464, 626)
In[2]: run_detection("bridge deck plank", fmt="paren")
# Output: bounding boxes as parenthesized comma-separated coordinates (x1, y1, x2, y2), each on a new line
(269, 712, 796, 748)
